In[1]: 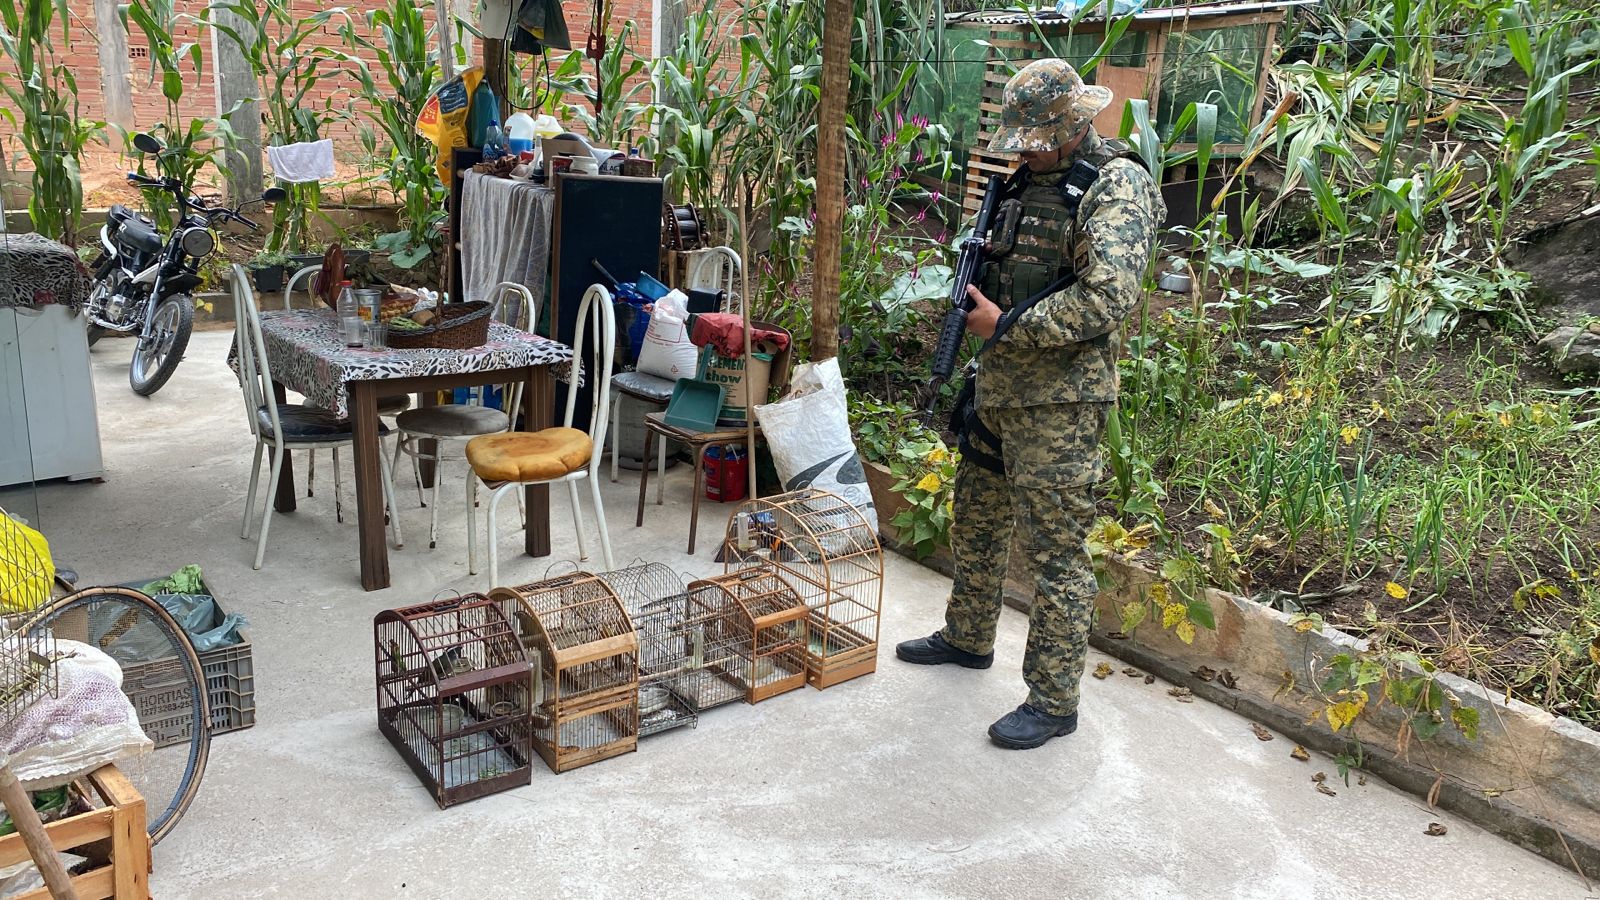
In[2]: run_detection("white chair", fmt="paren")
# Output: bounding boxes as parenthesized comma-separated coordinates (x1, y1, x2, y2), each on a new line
(390, 282, 536, 548)
(467, 284, 616, 585)
(608, 246, 741, 484)
(283, 262, 411, 511)
(232, 264, 404, 569)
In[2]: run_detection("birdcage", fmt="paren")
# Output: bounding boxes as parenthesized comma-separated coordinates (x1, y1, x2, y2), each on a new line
(374, 594, 533, 808)
(593, 563, 699, 736)
(722, 489, 884, 689)
(687, 569, 809, 703)
(492, 574, 639, 773)
(0, 507, 58, 720)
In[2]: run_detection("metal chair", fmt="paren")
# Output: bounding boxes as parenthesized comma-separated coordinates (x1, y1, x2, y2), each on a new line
(391, 282, 536, 548)
(467, 284, 616, 585)
(231, 264, 403, 569)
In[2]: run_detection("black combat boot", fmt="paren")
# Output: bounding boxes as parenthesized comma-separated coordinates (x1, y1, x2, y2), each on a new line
(988, 703, 1078, 749)
(894, 631, 994, 669)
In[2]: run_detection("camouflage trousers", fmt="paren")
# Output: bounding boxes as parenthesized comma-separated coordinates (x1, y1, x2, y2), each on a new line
(942, 402, 1108, 718)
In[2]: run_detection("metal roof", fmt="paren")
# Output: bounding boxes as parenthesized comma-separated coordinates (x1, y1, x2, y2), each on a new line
(945, 1, 1316, 27)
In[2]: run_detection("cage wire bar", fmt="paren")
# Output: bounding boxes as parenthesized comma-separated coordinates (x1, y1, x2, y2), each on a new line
(492, 574, 639, 773)
(687, 569, 809, 703)
(722, 489, 884, 689)
(373, 594, 533, 809)
(0, 508, 58, 721)
(594, 563, 701, 736)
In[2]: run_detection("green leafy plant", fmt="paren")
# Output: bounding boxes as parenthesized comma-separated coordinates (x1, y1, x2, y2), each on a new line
(342, 0, 445, 272)
(886, 435, 958, 560)
(0, 0, 105, 244)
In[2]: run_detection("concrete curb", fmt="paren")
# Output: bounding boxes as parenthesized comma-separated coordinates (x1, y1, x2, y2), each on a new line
(877, 523, 1600, 876)
(1082, 554, 1600, 878)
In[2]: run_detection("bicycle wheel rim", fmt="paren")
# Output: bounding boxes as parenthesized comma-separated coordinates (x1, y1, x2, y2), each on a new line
(24, 586, 211, 845)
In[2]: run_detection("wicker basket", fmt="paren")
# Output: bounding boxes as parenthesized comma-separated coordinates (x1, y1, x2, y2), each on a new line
(387, 301, 493, 350)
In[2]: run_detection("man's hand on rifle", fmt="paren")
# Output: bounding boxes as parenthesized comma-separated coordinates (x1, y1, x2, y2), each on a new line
(964, 285, 1002, 340)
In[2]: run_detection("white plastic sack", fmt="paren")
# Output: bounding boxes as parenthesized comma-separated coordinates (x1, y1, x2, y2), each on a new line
(753, 357, 878, 533)
(636, 289, 700, 381)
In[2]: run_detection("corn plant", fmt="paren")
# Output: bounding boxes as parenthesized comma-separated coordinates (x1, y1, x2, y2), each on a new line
(564, 18, 650, 149)
(0, 0, 104, 244)
(341, 0, 444, 271)
(207, 0, 352, 253)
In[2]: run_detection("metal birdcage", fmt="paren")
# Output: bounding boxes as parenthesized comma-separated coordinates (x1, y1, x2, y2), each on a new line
(0, 507, 58, 722)
(722, 489, 884, 689)
(492, 574, 639, 773)
(374, 594, 533, 808)
(594, 563, 700, 736)
(687, 569, 809, 703)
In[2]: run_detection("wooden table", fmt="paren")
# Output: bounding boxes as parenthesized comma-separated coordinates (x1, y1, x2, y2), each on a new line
(247, 309, 574, 591)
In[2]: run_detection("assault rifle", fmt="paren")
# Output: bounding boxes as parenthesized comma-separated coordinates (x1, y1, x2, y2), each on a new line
(921, 174, 1004, 427)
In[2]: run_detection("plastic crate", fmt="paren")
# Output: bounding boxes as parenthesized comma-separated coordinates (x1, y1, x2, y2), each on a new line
(117, 577, 256, 747)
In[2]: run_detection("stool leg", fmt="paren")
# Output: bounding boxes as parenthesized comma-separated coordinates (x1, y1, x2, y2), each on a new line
(333, 447, 344, 523)
(656, 429, 667, 505)
(306, 449, 316, 497)
(636, 428, 654, 528)
(688, 444, 707, 555)
(467, 475, 478, 575)
(429, 455, 443, 549)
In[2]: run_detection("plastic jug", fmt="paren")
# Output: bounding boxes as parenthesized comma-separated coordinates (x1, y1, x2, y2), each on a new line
(532, 114, 562, 140)
(467, 80, 500, 148)
(506, 113, 537, 156)
(482, 119, 510, 161)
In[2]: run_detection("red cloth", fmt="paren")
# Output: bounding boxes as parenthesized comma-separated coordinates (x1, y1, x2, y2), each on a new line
(689, 313, 791, 358)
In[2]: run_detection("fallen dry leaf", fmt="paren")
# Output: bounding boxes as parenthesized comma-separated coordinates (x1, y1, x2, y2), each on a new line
(1122, 667, 1142, 678)
(1483, 788, 1501, 798)
(1092, 662, 1113, 680)
(1168, 686, 1194, 703)
(1144, 674, 1155, 685)
(1358, 775, 1368, 786)
(1427, 773, 1444, 808)
(1424, 822, 1448, 836)
(1250, 722, 1274, 741)
(1316, 783, 1338, 797)
(1311, 772, 1327, 783)
(1290, 745, 1310, 762)
(1193, 665, 1217, 682)
(1217, 669, 1239, 689)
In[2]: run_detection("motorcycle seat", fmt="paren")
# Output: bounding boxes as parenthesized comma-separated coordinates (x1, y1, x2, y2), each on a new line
(108, 204, 149, 225)
(119, 219, 164, 255)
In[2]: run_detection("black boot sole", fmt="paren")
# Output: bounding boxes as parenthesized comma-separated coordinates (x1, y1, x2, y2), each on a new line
(988, 717, 1078, 750)
(894, 646, 995, 669)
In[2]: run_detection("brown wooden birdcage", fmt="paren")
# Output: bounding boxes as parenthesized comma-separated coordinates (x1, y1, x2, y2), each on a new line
(373, 594, 533, 809)
(491, 573, 639, 773)
(722, 489, 884, 689)
(687, 568, 809, 703)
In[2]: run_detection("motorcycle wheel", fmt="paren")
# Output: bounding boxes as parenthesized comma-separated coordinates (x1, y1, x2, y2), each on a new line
(129, 295, 193, 396)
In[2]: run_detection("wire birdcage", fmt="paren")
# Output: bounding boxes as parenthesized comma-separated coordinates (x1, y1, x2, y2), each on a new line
(0, 507, 59, 723)
(492, 574, 639, 773)
(722, 489, 884, 689)
(374, 593, 533, 808)
(594, 563, 703, 736)
(687, 569, 809, 703)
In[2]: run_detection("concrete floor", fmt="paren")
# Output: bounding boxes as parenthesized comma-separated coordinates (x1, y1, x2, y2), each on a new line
(15, 330, 1594, 898)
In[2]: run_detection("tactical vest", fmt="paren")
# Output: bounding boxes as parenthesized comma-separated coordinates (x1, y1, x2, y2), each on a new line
(980, 136, 1145, 309)
(973, 134, 1156, 410)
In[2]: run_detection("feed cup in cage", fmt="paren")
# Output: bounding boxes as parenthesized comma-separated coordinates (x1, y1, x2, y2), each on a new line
(374, 594, 533, 808)
(722, 488, 884, 689)
(491, 573, 640, 773)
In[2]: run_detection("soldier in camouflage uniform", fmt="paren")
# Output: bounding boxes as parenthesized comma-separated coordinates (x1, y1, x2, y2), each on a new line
(896, 58, 1166, 749)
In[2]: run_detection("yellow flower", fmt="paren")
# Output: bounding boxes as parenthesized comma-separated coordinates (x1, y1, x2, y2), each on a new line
(1340, 424, 1361, 445)
(915, 472, 943, 493)
(1496, 410, 1513, 427)
(1266, 391, 1285, 407)
(1385, 581, 1408, 600)
(1368, 399, 1389, 421)
(925, 447, 948, 465)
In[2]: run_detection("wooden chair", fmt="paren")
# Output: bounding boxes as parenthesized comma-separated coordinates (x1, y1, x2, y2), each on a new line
(390, 282, 535, 548)
(467, 284, 617, 585)
(232, 264, 403, 569)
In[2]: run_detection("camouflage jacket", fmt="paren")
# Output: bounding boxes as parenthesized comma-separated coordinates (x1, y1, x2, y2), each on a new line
(976, 130, 1165, 408)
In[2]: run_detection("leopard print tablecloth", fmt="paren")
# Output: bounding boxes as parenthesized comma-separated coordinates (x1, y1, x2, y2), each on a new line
(0, 233, 93, 311)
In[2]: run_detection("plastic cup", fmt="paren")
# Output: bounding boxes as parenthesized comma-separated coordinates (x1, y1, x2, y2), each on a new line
(342, 316, 364, 348)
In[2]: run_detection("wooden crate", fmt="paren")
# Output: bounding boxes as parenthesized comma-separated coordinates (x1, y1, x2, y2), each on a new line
(0, 764, 151, 899)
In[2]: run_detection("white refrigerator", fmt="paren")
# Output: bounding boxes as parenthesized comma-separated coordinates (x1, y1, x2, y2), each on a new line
(0, 305, 105, 488)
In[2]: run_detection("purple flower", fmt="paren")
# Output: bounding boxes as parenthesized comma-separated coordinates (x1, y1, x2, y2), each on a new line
(915, 209, 926, 223)
(915, 149, 924, 163)
(936, 230, 948, 244)
(896, 113, 904, 128)
(893, 167, 904, 180)
(860, 177, 869, 188)
(931, 190, 942, 203)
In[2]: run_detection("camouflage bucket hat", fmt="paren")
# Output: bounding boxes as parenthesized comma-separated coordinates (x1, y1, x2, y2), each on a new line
(988, 58, 1113, 153)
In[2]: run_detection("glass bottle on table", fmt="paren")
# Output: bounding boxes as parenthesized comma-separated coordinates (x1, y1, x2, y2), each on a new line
(337, 280, 363, 347)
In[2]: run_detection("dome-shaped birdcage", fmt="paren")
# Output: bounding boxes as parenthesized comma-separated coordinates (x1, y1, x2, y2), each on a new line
(721, 489, 884, 689)
(686, 568, 810, 704)
(491, 573, 639, 773)
(594, 562, 702, 736)
(0, 507, 59, 724)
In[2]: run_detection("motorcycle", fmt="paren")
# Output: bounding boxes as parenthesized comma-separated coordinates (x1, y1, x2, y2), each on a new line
(87, 132, 285, 396)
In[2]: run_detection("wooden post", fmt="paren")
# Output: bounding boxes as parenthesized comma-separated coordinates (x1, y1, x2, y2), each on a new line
(484, 38, 510, 123)
(211, 6, 264, 203)
(93, 0, 134, 129)
(811, 0, 849, 361)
